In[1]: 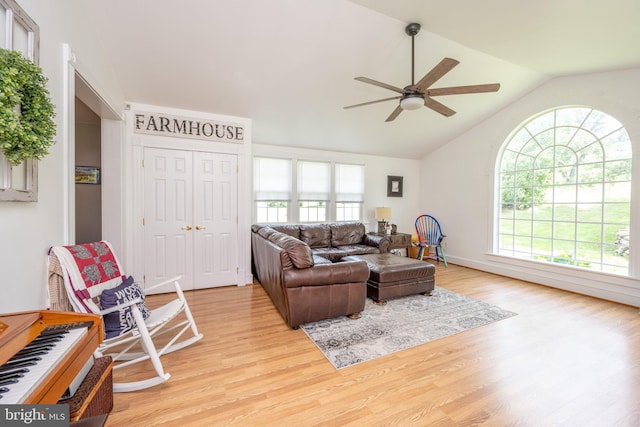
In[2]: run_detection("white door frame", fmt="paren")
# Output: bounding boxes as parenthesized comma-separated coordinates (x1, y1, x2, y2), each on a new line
(124, 103, 253, 288)
(62, 44, 123, 246)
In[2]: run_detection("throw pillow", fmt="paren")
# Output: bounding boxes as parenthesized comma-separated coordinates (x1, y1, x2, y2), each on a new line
(100, 276, 150, 339)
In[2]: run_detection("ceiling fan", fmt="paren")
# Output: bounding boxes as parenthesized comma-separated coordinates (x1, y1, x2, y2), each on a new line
(344, 22, 500, 122)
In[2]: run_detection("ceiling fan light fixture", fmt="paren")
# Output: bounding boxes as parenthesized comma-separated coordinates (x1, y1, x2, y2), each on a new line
(400, 95, 423, 111)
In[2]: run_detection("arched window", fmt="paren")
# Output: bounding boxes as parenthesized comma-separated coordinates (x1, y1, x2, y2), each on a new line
(497, 106, 632, 275)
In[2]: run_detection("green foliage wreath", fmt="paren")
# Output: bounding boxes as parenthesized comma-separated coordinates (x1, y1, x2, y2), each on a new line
(0, 48, 56, 166)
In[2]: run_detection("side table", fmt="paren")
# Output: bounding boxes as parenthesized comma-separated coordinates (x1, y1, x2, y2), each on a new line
(372, 232, 412, 256)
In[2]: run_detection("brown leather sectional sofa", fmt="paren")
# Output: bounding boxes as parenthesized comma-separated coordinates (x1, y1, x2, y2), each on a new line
(251, 222, 390, 329)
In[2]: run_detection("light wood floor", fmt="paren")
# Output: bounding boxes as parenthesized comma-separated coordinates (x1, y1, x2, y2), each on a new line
(105, 263, 640, 427)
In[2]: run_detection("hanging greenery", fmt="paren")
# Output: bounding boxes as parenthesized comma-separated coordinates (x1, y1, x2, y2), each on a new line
(0, 48, 56, 166)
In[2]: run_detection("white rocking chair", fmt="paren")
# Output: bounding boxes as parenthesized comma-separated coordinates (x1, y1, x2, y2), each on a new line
(48, 241, 203, 392)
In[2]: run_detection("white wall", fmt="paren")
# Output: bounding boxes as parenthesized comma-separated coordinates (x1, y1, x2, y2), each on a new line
(2, 2, 636, 315)
(419, 68, 640, 306)
(0, 1, 125, 313)
(253, 144, 421, 236)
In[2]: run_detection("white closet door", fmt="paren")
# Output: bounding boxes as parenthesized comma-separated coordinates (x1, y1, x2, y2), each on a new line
(144, 148, 195, 291)
(143, 147, 238, 292)
(192, 152, 238, 288)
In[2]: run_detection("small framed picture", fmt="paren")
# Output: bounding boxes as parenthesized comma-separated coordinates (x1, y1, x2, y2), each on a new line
(387, 175, 403, 197)
(75, 166, 101, 184)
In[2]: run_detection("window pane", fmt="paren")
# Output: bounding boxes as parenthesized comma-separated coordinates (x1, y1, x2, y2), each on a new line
(299, 201, 326, 222)
(501, 150, 518, 171)
(526, 111, 555, 135)
(256, 201, 287, 223)
(604, 182, 630, 202)
(570, 129, 597, 151)
(578, 184, 603, 203)
(603, 203, 630, 225)
(533, 221, 552, 239)
(500, 219, 514, 234)
(601, 129, 631, 160)
(514, 219, 532, 236)
(578, 142, 604, 163)
(554, 166, 577, 184)
(336, 202, 361, 221)
(555, 107, 590, 127)
(577, 203, 602, 222)
(553, 185, 576, 203)
(582, 109, 623, 138)
(577, 163, 603, 184)
(532, 204, 552, 220)
(577, 223, 601, 242)
(532, 237, 552, 254)
(577, 242, 602, 263)
(12, 19, 29, 55)
(555, 126, 577, 145)
(604, 160, 631, 182)
(553, 222, 575, 240)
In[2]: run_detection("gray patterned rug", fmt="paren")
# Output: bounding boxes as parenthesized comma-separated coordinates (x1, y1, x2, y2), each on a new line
(301, 287, 517, 369)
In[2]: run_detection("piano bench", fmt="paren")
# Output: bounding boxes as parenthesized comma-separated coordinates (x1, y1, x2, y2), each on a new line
(59, 356, 113, 423)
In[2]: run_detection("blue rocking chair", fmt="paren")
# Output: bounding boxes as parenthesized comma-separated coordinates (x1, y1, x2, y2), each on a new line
(414, 214, 448, 267)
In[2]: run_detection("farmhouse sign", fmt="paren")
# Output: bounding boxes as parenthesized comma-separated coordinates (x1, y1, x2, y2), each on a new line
(133, 111, 244, 143)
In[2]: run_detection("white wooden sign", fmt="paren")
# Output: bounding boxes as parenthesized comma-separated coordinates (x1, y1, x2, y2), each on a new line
(133, 111, 244, 143)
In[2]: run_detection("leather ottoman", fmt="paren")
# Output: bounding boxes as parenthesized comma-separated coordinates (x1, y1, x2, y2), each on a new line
(342, 254, 435, 304)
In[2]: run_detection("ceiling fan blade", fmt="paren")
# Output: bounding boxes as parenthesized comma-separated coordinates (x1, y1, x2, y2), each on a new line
(385, 105, 403, 122)
(424, 97, 456, 117)
(413, 58, 460, 92)
(355, 77, 405, 94)
(428, 83, 501, 97)
(344, 96, 402, 109)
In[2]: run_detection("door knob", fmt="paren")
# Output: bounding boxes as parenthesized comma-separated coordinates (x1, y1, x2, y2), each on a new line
(181, 225, 193, 231)
(195, 225, 206, 230)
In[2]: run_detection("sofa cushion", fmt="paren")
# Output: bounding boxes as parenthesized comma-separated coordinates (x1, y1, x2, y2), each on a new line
(270, 224, 301, 240)
(300, 224, 331, 248)
(268, 232, 314, 269)
(331, 222, 365, 247)
(258, 226, 278, 240)
(311, 247, 348, 262)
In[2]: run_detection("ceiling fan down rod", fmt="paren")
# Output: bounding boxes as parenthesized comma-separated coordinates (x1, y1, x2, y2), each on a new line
(405, 23, 421, 88)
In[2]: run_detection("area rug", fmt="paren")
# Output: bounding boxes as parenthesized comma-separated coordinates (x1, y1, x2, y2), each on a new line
(301, 287, 517, 369)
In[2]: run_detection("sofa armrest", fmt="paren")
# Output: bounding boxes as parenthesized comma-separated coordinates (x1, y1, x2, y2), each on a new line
(283, 260, 369, 288)
(363, 233, 390, 253)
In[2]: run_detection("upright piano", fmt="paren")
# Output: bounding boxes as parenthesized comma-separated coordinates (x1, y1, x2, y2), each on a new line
(0, 310, 102, 404)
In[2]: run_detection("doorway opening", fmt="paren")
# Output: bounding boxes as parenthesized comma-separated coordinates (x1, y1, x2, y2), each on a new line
(75, 97, 102, 243)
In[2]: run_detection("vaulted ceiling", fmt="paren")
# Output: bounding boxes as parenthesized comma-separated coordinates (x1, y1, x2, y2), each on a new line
(87, 0, 640, 159)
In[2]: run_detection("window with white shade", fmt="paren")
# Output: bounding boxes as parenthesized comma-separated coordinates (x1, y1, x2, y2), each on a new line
(298, 161, 330, 222)
(335, 163, 364, 221)
(253, 157, 291, 223)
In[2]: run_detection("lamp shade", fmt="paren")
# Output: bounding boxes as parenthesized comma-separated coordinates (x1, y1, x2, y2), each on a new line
(400, 95, 423, 111)
(375, 207, 392, 220)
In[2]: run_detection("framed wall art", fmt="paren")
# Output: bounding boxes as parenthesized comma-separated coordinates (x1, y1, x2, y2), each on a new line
(387, 175, 403, 197)
(75, 166, 101, 184)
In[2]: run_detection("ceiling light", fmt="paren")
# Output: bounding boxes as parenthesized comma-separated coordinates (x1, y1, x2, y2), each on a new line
(400, 95, 423, 111)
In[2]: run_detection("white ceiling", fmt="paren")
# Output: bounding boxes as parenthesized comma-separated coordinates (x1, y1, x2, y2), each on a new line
(87, 0, 640, 159)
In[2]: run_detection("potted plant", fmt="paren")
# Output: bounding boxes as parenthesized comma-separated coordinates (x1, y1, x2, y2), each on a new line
(0, 48, 56, 166)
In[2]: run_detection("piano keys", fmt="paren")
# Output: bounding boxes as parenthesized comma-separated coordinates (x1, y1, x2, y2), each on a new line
(0, 310, 102, 404)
